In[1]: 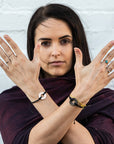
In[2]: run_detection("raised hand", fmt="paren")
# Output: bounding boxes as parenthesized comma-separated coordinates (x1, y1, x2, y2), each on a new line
(0, 35, 41, 95)
(73, 41, 114, 102)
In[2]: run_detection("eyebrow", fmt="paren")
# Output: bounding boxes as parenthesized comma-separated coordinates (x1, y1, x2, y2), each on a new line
(38, 35, 72, 41)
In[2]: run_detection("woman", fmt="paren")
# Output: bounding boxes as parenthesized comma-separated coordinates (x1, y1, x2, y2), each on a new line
(0, 3, 114, 144)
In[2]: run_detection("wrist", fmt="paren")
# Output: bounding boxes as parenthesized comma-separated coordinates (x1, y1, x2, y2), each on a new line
(71, 88, 89, 105)
(23, 81, 45, 101)
(69, 95, 87, 108)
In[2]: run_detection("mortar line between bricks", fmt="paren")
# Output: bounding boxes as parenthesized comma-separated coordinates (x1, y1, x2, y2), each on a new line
(0, 30, 26, 32)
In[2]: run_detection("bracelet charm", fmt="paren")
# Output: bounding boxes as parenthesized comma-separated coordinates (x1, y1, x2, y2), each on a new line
(69, 95, 86, 108)
(32, 91, 47, 104)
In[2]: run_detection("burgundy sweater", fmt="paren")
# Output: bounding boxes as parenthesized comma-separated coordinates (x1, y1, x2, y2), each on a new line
(0, 77, 114, 144)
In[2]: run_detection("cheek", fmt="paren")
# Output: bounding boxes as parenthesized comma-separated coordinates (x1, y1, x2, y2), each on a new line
(66, 48, 73, 61)
(39, 48, 49, 61)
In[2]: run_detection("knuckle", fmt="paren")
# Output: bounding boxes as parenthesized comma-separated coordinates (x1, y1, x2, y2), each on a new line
(8, 66, 13, 72)
(0, 62, 3, 67)
(101, 48, 106, 55)
(102, 80, 108, 86)
(13, 57, 24, 66)
(112, 62, 114, 67)
(13, 43, 18, 49)
(12, 60, 18, 67)
(0, 39, 3, 45)
(100, 67, 105, 73)
(108, 51, 114, 58)
(107, 41, 114, 48)
(112, 49, 114, 53)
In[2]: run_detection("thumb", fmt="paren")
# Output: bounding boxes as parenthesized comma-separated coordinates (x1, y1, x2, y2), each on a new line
(33, 43, 40, 63)
(32, 44, 41, 77)
(74, 48, 83, 85)
(74, 48, 83, 68)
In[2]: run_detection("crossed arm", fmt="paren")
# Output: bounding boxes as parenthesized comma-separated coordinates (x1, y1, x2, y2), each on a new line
(0, 35, 114, 144)
(27, 84, 95, 144)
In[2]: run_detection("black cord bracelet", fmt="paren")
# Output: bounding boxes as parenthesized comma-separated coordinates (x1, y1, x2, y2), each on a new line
(69, 95, 86, 108)
(32, 91, 47, 104)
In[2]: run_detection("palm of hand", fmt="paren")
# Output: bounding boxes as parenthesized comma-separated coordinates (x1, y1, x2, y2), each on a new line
(74, 42, 114, 102)
(0, 35, 40, 93)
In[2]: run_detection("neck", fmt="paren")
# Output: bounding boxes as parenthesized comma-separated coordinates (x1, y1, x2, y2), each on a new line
(39, 68, 75, 79)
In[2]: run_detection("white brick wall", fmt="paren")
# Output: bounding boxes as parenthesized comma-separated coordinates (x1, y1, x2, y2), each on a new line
(0, 0, 114, 143)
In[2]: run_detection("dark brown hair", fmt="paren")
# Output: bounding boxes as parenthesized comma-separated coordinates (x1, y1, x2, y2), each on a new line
(27, 3, 91, 67)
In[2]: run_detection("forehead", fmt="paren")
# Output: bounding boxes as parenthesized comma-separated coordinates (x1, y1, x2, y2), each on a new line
(35, 18, 72, 39)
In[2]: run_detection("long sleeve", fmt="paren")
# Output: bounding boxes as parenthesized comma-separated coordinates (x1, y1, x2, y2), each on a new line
(0, 86, 43, 144)
(87, 114, 114, 144)
(76, 88, 114, 144)
(0, 81, 113, 144)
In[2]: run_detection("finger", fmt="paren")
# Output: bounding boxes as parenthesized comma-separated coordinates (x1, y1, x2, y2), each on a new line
(74, 48, 83, 67)
(0, 47, 11, 64)
(107, 71, 114, 83)
(33, 44, 40, 63)
(103, 49, 114, 65)
(106, 60, 114, 83)
(106, 61, 114, 74)
(3, 35, 22, 56)
(0, 59, 8, 71)
(74, 48, 83, 84)
(0, 37, 15, 58)
(96, 40, 114, 63)
(32, 44, 41, 76)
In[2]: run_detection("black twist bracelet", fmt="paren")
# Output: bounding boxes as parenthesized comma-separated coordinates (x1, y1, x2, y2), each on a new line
(69, 95, 86, 108)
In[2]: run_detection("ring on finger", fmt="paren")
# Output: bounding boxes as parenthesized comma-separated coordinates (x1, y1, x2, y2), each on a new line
(6, 60, 10, 64)
(8, 53, 13, 59)
(105, 60, 108, 64)
(106, 66, 112, 73)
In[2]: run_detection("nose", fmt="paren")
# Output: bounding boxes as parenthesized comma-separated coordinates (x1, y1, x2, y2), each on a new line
(51, 45, 61, 57)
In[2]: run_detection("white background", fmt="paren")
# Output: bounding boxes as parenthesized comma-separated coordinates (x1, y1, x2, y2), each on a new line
(0, 0, 114, 143)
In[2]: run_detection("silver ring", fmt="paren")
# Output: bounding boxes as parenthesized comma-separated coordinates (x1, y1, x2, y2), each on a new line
(6, 60, 9, 64)
(106, 67, 112, 73)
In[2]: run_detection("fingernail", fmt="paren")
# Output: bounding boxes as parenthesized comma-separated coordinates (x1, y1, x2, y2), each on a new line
(111, 40, 114, 44)
(75, 49, 79, 53)
(4, 35, 8, 38)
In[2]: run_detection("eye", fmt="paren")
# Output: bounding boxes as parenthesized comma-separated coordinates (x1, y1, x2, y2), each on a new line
(41, 41, 51, 47)
(60, 39, 72, 46)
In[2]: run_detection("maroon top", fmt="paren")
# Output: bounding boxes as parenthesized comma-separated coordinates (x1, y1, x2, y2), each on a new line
(0, 76, 114, 144)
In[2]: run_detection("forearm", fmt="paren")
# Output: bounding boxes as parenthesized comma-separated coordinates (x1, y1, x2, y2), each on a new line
(62, 90, 94, 144)
(27, 84, 94, 144)
(28, 96, 81, 144)
(31, 93, 94, 144)
(62, 121, 95, 144)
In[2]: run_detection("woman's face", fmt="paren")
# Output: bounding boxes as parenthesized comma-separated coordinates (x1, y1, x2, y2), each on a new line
(34, 18, 73, 78)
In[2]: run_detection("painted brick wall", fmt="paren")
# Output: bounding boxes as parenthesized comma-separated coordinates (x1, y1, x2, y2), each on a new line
(0, 0, 114, 143)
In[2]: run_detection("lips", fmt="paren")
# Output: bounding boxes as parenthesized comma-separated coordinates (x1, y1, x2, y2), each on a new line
(49, 61, 65, 66)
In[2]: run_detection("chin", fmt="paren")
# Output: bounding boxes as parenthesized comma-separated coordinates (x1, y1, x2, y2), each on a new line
(41, 68, 70, 78)
(50, 71, 67, 77)
(44, 71, 66, 78)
